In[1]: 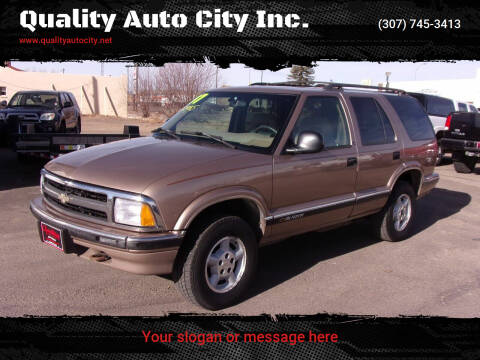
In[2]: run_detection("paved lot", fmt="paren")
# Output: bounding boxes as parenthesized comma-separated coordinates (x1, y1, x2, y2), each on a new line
(1, 145, 479, 317)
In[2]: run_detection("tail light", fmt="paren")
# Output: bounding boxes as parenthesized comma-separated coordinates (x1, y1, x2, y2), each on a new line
(445, 114, 452, 130)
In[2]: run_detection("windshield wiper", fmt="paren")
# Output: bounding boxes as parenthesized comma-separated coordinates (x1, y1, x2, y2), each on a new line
(180, 131, 236, 149)
(152, 128, 180, 140)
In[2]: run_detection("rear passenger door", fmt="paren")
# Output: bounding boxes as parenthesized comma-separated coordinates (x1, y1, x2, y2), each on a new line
(346, 95, 401, 217)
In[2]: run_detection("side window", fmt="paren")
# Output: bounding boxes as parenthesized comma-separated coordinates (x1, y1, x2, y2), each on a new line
(292, 96, 350, 148)
(350, 97, 396, 146)
(64, 93, 73, 105)
(386, 96, 435, 141)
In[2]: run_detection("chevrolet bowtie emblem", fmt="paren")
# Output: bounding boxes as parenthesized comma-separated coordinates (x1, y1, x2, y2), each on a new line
(58, 193, 70, 204)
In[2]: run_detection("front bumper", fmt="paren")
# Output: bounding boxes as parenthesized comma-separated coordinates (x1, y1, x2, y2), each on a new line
(30, 197, 182, 275)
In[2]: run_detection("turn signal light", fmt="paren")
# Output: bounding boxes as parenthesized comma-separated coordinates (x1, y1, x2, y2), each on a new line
(140, 203, 156, 227)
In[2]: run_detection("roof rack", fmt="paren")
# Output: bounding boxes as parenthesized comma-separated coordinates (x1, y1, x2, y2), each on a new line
(249, 81, 406, 95)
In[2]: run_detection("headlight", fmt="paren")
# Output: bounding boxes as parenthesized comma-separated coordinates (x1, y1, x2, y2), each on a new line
(114, 198, 156, 227)
(40, 113, 56, 121)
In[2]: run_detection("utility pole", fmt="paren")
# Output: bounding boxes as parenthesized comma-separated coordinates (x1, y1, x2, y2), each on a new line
(215, 66, 218, 88)
(260, 70, 264, 83)
(101, 63, 104, 76)
(135, 65, 139, 111)
(385, 72, 391, 88)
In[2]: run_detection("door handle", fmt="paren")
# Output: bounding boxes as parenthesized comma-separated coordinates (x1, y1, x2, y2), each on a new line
(347, 157, 357, 167)
(393, 151, 400, 160)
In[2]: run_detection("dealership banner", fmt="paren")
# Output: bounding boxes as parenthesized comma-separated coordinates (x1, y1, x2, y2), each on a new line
(1, 0, 480, 67)
(1, 315, 479, 358)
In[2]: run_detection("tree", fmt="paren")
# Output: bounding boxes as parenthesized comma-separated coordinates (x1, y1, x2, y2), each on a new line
(155, 63, 217, 117)
(137, 67, 156, 117)
(288, 65, 315, 85)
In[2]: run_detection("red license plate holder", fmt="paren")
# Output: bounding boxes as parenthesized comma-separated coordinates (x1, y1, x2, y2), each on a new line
(40, 222, 64, 251)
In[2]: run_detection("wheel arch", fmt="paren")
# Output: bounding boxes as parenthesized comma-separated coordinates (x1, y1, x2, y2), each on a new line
(174, 187, 270, 239)
(387, 164, 423, 198)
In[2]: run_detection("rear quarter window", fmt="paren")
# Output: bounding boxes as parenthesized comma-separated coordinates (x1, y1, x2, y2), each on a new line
(386, 96, 435, 141)
(425, 96, 455, 117)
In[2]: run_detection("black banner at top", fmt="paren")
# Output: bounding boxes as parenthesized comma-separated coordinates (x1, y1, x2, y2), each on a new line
(1, 0, 480, 68)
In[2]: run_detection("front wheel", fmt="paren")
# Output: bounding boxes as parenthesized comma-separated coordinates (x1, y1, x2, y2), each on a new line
(74, 117, 81, 134)
(372, 181, 416, 242)
(175, 216, 258, 310)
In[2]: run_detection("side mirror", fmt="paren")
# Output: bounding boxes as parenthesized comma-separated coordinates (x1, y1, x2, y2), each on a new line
(285, 131, 324, 154)
(63, 101, 72, 108)
(0, 100, 7, 107)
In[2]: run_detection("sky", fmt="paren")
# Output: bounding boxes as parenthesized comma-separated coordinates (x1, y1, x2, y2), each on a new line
(11, 60, 480, 86)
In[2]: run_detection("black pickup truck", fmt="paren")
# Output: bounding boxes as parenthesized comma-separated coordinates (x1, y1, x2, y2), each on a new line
(441, 112, 480, 173)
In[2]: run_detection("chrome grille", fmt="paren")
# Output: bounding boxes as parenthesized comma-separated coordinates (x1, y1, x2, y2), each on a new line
(44, 193, 108, 220)
(40, 170, 163, 232)
(42, 173, 109, 222)
(45, 178, 107, 202)
(7, 113, 39, 122)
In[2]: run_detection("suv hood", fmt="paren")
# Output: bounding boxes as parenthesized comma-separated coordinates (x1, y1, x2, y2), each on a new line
(45, 136, 243, 193)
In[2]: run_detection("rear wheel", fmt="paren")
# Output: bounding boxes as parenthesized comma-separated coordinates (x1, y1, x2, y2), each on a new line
(372, 181, 416, 242)
(453, 153, 477, 173)
(435, 143, 444, 166)
(175, 216, 258, 310)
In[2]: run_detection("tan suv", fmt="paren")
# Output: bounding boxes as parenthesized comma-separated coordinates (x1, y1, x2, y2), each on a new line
(30, 82, 439, 310)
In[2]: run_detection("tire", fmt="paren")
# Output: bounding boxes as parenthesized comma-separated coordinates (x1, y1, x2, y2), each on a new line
(17, 153, 29, 163)
(453, 156, 477, 173)
(435, 143, 444, 166)
(175, 216, 258, 310)
(59, 121, 66, 133)
(372, 181, 416, 242)
(74, 117, 81, 134)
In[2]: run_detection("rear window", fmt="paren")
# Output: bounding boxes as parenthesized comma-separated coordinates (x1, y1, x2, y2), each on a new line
(425, 96, 455, 117)
(386, 96, 435, 141)
(350, 97, 396, 145)
(458, 102, 468, 112)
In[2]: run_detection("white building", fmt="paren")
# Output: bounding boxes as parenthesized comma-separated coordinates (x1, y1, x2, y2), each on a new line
(391, 69, 480, 107)
(0, 63, 128, 117)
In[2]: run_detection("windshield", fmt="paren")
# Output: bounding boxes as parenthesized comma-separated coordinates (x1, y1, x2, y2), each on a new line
(161, 92, 297, 151)
(8, 92, 60, 108)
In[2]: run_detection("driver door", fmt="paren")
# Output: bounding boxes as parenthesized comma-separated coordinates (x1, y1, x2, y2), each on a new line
(271, 95, 358, 238)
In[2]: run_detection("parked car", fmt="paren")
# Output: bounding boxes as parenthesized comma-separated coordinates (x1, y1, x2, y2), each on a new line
(455, 100, 469, 112)
(408, 93, 466, 165)
(30, 83, 439, 310)
(468, 104, 478, 113)
(0, 91, 81, 140)
(441, 112, 480, 173)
